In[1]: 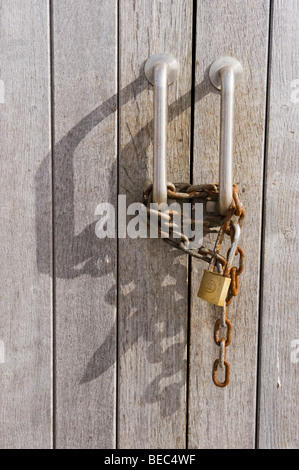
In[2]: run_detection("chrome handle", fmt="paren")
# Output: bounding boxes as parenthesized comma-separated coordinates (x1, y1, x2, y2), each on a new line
(209, 57, 243, 215)
(145, 53, 179, 204)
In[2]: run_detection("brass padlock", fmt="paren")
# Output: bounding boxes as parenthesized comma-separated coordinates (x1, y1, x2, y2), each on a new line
(198, 269, 231, 306)
(198, 223, 240, 306)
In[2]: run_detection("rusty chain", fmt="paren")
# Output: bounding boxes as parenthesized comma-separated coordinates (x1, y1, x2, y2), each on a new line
(213, 303, 232, 387)
(142, 182, 245, 388)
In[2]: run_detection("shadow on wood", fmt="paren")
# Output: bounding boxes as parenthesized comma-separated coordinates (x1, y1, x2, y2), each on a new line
(35, 68, 214, 417)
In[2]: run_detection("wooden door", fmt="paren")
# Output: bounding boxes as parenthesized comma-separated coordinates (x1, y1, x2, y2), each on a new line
(0, 0, 298, 449)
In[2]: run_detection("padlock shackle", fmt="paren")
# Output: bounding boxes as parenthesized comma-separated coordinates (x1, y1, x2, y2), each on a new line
(224, 223, 241, 275)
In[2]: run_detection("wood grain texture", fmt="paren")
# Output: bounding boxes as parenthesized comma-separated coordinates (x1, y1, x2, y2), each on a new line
(52, 0, 118, 448)
(1, 0, 297, 449)
(0, 0, 52, 448)
(258, 0, 299, 449)
(188, 0, 270, 448)
(118, 0, 192, 449)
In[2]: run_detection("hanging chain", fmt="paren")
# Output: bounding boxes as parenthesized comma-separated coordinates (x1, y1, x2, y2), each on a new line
(213, 303, 232, 387)
(142, 182, 245, 388)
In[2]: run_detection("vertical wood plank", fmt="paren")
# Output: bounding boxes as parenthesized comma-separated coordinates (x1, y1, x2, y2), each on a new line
(0, 0, 52, 448)
(258, 0, 299, 449)
(118, 0, 193, 448)
(189, 0, 270, 448)
(52, 0, 118, 448)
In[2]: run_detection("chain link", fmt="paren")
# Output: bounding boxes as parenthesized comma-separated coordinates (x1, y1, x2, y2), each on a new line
(213, 303, 233, 387)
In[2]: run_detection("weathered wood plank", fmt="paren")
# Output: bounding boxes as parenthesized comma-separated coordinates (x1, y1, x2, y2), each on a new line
(0, 0, 52, 448)
(52, 0, 118, 448)
(118, 0, 193, 448)
(188, 0, 270, 448)
(258, 0, 299, 449)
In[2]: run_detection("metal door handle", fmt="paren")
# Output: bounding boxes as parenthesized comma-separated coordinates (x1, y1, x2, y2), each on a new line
(145, 53, 179, 204)
(209, 57, 243, 215)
